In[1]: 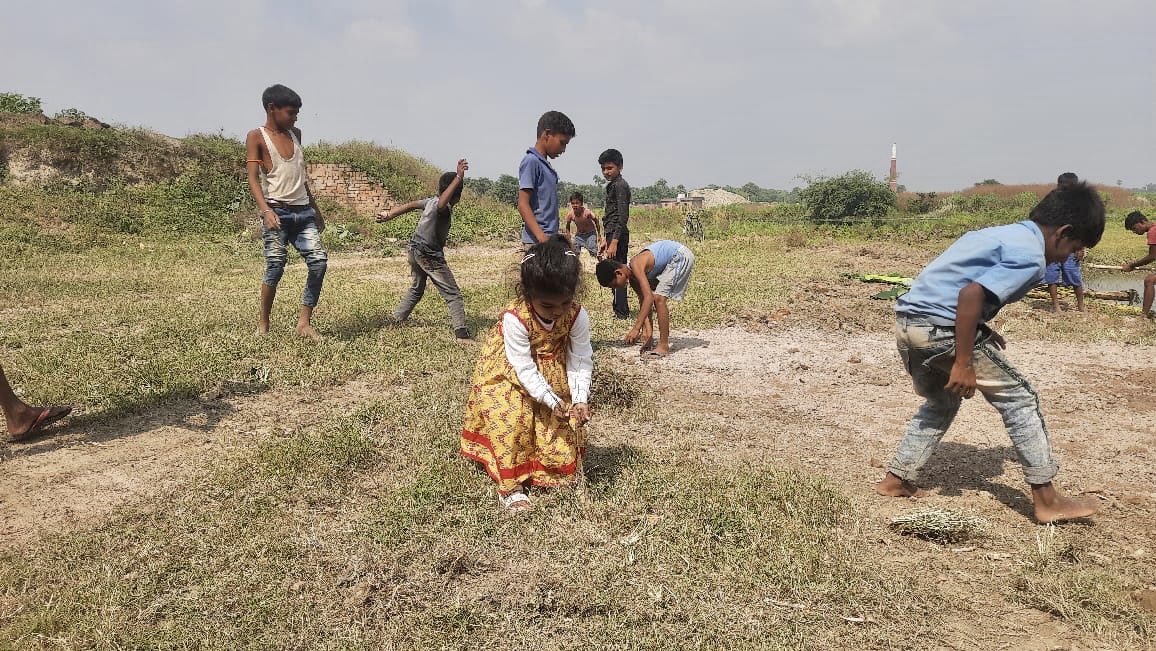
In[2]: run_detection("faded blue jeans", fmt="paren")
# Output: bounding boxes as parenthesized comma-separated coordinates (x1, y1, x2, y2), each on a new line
(394, 247, 467, 331)
(262, 206, 328, 307)
(889, 314, 1058, 485)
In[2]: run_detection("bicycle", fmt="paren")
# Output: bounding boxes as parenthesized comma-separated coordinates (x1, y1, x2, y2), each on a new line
(682, 208, 705, 242)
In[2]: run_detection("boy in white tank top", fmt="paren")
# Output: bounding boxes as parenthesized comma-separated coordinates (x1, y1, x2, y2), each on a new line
(245, 84, 328, 340)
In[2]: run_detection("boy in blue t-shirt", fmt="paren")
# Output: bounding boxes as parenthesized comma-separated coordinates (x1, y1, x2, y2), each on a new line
(518, 111, 575, 250)
(595, 240, 695, 359)
(878, 182, 1105, 524)
(1044, 173, 1085, 311)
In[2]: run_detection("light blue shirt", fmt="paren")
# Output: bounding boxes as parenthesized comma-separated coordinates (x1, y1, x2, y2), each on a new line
(895, 220, 1046, 326)
(642, 240, 682, 280)
(518, 148, 559, 244)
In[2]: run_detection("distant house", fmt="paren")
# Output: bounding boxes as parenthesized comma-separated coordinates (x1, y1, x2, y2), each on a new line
(658, 195, 704, 210)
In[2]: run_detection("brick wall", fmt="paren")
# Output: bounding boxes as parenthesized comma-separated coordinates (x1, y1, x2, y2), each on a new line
(307, 163, 394, 215)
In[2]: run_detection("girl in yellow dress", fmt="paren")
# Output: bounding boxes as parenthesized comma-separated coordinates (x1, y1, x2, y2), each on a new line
(461, 235, 593, 511)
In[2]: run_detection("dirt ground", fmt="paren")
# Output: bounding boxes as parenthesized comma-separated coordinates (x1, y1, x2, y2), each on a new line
(2, 247, 1155, 649)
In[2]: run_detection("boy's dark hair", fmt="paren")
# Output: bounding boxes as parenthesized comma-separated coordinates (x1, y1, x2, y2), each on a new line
(1028, 181, 1105, 247)
(1057, 172, 1078, 188)
(598, 148, 624, 167)
(570, 191, 584, 203)
(1125, 210, 1149, 230)
(437, 171, 463, 208)
(595, 259, 625, 287)
(262, 84, 302, 110)
(518, 235, 582, 300)
(537, 111, 575, 138)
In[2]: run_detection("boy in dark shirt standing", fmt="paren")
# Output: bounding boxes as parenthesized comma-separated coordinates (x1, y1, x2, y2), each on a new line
(598, 149, 631, 319)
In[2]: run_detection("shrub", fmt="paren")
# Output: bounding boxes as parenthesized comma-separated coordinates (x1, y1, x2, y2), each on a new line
(798, 170, 896, 224)
(54, 108, 89, 121)
(0, 92, 42, 114)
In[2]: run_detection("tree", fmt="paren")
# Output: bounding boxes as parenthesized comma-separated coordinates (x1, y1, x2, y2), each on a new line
(798, 170, 896, 224)
(491, 174, 520, 206)
(976, 179, 1001, 186)
(464, 177, 492, 197)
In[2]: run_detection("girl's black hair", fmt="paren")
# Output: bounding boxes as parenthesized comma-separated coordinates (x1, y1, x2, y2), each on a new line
(517, 235, 581, 301)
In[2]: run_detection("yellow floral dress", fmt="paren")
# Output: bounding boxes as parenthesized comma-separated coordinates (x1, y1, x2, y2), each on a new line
(460, 299, 583, 495)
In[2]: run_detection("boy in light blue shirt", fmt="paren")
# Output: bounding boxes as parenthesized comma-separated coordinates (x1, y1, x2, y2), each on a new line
(595, 240, 695, 359)
(878, 182, 1105, 524)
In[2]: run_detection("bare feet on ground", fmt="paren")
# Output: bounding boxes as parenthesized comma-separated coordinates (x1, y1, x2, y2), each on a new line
(295, 324, 322, 341)
(1031, 483, 1099, 523)
(875, 472, 928, 498)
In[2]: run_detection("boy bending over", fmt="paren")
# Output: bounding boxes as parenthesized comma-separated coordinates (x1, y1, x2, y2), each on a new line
(1122, 210, 1156, 317)
(596, 240, 695, 359)
(878, 182, 1104, 523)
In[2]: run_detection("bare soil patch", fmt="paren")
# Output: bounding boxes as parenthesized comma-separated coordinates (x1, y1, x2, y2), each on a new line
(604, 325, 1155, 649)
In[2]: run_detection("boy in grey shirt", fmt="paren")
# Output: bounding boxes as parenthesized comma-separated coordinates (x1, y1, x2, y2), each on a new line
(377, 159, 472, 339)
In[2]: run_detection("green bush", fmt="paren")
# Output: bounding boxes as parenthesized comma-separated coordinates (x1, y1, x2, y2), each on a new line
(54, 107, 89, 121)
(798, 170, 896, 224)
(0, 92, 42, 114)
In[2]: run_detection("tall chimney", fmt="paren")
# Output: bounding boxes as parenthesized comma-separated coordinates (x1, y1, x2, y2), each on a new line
(888, 143, 898, 193)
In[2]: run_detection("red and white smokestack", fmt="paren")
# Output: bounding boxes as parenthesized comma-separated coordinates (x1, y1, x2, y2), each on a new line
(889, 143, 898, 193)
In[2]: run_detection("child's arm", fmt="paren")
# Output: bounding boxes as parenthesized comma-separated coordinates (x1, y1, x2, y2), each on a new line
(244, 130, 279, 231)
(518, 190, 548, 243)
(945, 282, 989, 399)
(624, 255, 655, 342)
(566, 308, 594, 423)
(1123, 243, 1156, 271)
(437, 159, 467, 210)
(502, 313, 565, 412)
(376, 201, 425, 222)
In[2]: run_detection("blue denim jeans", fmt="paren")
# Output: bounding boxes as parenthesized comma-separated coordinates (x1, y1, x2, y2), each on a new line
(262, 206, 328, 307)
(889, 315, 1058, 485)
(395, 247, 467, 331)
(573, 231, 599, 257)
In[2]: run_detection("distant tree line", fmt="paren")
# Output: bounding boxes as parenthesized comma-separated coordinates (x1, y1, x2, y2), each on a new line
(463, 175, 799, 208)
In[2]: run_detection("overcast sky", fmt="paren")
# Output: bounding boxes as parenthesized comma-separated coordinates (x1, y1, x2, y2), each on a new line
(2, 0, 1153, 191)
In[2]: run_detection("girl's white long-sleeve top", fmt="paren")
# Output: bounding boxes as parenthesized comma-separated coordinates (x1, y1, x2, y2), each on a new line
(501, 307, 593, 409)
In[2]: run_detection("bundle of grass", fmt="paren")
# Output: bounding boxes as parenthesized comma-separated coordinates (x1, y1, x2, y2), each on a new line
(890, 509, 985, 543)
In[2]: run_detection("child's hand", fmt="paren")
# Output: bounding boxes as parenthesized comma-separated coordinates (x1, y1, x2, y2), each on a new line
(262, 210, 280, 231)
(945, 363, 977, 399)
(569, 403, 591, 424)
(989, 331, 1007, 350)
(375, 210, 390, 223)
(552, 402, 568, 419)
(456, 159, 468, 178)
(624, 327, 641, 344)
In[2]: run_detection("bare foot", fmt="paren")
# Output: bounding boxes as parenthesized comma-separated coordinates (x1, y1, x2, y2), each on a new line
(1031, 483, 1099, 523)
(255, 321, 270, 336)
(295, 324, 322, 341)
(641, 337, 655, 352)
(875, 472, 928, 498)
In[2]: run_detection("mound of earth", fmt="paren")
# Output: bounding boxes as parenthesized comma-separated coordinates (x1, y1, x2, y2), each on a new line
(690, 187, 750, 208)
